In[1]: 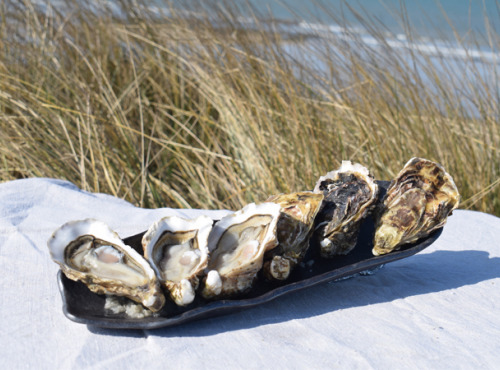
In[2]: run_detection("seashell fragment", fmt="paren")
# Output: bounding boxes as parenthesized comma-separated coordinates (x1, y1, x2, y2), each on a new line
(47, 219, 165, 312)
(373, 157, 460, 256)
(263, 192, 324, 280)
(142, 215, 213, 306)
(313, 161, 379, 257)
(201, 202, 281, 299)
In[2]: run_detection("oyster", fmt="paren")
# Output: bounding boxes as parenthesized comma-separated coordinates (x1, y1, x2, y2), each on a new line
(47, 219, 165, 312)
(313, 161, 379, 257)
(142, 215, 212, 306)
(373, 157, 460, 256)
(201, 202, 281, 299)
(263, 192, 324, 280)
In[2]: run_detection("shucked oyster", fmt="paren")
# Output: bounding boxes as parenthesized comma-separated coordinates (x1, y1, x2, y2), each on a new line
(202, 202, 281, 299)
(263, 192, 324, 280)
(47, 219, 165, 312)
(373, 157, 460, 256)
(142, 215, 212, 306)
(313, 161, 379, 257)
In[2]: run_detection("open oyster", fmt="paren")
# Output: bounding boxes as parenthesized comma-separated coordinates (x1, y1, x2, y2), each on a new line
(313, 161, 379, 257)
(142, 215, 212, 306)
(201, 202, 281, 299)
(47, 219, 165, 312)
(263, 192, 324, 280)
(373, 157, 460, 256)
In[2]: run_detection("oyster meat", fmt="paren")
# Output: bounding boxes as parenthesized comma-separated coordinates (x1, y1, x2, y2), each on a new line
(313, 161, 379, 257)
(142, 215, 213, 306)
(202, 202, 281, 299)
(47, 219, 165, 312)
(263, 192, 324, 280)
(373, 157, 460, 256)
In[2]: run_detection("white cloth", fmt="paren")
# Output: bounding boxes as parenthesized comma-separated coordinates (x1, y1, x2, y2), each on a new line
(1, 178, 499, 369)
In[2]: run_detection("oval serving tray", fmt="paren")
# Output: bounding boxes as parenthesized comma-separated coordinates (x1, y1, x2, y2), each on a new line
(56, 181, 443, 329)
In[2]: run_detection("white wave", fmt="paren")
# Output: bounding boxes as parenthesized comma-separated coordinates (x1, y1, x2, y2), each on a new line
(294, 20, 500, 64)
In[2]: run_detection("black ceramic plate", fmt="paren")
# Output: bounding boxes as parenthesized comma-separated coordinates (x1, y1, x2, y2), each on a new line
(56, 182, 443, 329)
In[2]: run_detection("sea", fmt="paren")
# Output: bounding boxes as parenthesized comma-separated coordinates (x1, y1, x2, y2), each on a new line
(37, 0, 500, 114)
(166, 0, 500, 48)
(164, 0, 500, 96)
(39, 0, 500, 52)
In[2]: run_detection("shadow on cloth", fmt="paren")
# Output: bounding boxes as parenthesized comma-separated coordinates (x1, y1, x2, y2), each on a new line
(88, 249, 500, 338)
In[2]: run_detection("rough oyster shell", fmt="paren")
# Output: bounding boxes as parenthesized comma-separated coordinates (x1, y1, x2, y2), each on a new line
(201, 202, 281, 298)
(47, 219, 165, 312)
(313, 161, 379, 257)
(142, 215, 212, 306)
(373, 157, 460, 256)
(263, 192, 324, 280)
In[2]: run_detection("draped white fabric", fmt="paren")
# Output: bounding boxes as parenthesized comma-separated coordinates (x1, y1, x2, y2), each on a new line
(1, 178, 499, 369)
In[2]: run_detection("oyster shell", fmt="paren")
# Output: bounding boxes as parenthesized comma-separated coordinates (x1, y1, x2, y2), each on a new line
(373, 157, 460, 256)
(313, 161, 379, 257)
(47, 219, 165, 312)
(142, 215, 212, 306)
(201, 202, 281, 298)
(263, 192, 324, 280)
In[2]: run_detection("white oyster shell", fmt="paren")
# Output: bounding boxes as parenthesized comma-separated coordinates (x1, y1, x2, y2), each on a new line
(201, 202, 281, 298)
(313, 161, 379, 257)
(142, 215, 213, 306)
(47, 219, 165, 312)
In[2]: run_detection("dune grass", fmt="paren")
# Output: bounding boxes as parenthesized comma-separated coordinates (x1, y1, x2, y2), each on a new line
(0, 0, 498, 215)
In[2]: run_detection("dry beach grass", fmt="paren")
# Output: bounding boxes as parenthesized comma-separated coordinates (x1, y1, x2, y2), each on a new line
(0, 0, 499, 215)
